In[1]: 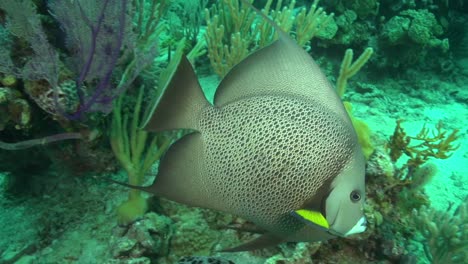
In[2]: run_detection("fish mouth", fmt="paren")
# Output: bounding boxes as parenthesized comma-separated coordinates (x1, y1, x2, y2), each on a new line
(343, 216, 367, 236)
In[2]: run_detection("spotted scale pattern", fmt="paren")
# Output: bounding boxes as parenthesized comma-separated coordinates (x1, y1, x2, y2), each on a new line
(198, 95, 355, 236)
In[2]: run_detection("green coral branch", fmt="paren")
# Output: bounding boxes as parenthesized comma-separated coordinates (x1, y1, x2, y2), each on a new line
(336, 48, 374, 159)
(110, 85, 173, 224)
(204, 0, 334, 78)
(295, 0, 334, 47)
(134, 0, 167, 43)
(336, 47, 374, 98)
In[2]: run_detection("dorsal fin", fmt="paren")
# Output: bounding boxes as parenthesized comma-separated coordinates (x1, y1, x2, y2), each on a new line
(142, 55, 210, 131)
(214, 0, 346, 120)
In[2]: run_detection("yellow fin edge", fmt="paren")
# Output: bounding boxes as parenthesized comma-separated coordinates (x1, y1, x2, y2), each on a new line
(295, 209, 330, 229)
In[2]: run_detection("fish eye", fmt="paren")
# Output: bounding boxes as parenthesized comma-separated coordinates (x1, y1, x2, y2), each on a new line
(350, 190, 361, 202)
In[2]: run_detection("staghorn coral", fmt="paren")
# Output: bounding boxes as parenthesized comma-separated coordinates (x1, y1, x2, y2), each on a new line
(412, 199, 468, 263)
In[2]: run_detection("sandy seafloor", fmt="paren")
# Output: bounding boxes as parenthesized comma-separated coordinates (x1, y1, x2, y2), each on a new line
(0, 56, 467, 263)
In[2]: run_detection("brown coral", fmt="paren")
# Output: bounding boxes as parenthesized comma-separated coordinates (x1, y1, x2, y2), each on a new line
(386, 120, 459, 179)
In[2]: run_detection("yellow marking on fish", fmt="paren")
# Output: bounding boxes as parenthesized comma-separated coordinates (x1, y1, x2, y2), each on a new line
(294, 209, 329, 229)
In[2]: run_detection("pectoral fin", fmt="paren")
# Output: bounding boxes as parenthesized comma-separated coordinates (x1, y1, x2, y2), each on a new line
(291, 209, 330, 231)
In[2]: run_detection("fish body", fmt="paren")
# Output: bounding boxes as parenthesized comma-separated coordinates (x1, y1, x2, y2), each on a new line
(196, 95, 357, 240)
(117, 2, 367, 252)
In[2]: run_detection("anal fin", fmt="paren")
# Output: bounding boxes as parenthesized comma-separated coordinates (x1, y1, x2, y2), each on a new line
(145, 132, 214, 209)
(219, 233, 284, 253)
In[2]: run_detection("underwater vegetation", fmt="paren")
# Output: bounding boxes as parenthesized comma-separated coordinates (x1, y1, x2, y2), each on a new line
(387, 120, 460, 179)
(0, 0, 466, 263)
(413, 199, 468, 264)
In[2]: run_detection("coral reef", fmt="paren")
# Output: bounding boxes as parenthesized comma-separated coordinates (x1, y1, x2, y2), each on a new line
(336, 47, 375, 159)
(205, 0, 334, 77)
(111, 212, 172, 261)
(165, 206, 227, 259)
(413, 199, 468, 263)
(264, 242, 320, 264)
(377, 8, 449, 68)
(386, 120, 460, 179)
(319, 0, 453, 71)
(178, 256, 235, 264)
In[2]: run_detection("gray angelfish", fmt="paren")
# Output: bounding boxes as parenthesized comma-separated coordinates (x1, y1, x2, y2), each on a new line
(114, 1, 367, 252)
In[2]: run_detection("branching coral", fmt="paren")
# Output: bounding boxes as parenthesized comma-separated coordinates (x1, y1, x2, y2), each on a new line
(406, 122, 460, 162)
(109, 38, 188, 224)
(166, 0, 208, 51)
(204, 0, 335, 77)
(412, 199, 468, 263)
(337, 47, 374, 98)
(386, 120, 460, 179)
(110, 85, 174, 225)
(363, 119, 462, 261)
(337, 47, 374, 159)
(204, 0, 257, 77)
(370, 120, 460, 216)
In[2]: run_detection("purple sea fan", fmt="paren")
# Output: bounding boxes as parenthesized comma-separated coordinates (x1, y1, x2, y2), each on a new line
(0, 0, 60, 87)
(48, 0, 132, 119)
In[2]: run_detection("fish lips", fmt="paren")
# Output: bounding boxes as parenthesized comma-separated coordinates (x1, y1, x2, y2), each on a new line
(326, 216, 367, 237)
(343, 216, 367, 236)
